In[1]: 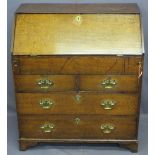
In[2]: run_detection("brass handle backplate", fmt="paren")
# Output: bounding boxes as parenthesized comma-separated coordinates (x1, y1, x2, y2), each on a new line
(100, 100, 116, 110)
(40, 123, 55, 133)
(39, 99, 53, 109)
(101, 124, 115, 134)
(101, 78, 117, 89)
(37, 79, 54, 89)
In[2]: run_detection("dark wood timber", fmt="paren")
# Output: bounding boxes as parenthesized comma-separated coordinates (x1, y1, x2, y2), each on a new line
(14, 74, 139, 93)
(79, 75, 138, 92)
(14, 75, 76, 92)
(16, 3, 140, 14)
(12, 56, 142, 75)
(19, 140, 38, 151)
(16, 92, 138, 115)
(19, 139, 138, 151)
(119, 142, 138, 153)
(12, 3, 144, 152)
(19, 115, 137, 139)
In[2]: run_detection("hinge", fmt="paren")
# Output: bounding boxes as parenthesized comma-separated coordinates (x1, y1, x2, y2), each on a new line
(117, 54, 124, 56)
(30, 54, 38, 57)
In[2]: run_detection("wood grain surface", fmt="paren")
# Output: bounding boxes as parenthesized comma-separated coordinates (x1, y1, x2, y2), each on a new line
(12, 56, 142, 75)
(14, 75, 76, 92)
(13, 14, 142, 55)
(12, 4, 144, 152)
(16, 3, 140, 14)
(19, 115, 137, 139)
(79, 75, 138, 92)
(16, 92, 138, 115)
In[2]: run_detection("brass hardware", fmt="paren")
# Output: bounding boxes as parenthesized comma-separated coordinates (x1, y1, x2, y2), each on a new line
(37, 79, 54, 89)
(39, 99, 53, 109)
(30, 54, 37, 56)
(117, 54, 124, 56)
(101, 124, 115, 134)
(101, 78, 117, 89)
(75, 15, 82, 22)
(40, 123, 55, 133)
(101, 100, 116, 110)
(74, 117, 80, 125)
(13, 64, 18, 67)
(12, 59, 19, 67)
(74, 15, 82, 25)
(138, 62, 143, 79)
(75, 94, 81, 103)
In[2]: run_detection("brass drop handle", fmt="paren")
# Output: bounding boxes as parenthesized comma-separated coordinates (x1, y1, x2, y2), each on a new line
(39, 99, 53, 109)
(101, 124, 115, 134)
(101, 79, 117, 89)
(40, 123, 55, 133)
(100, 100, 116, 110)
(37, 79, 54, 89)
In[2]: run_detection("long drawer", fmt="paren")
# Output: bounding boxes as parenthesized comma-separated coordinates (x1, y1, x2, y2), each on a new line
(19, 115, 137, 139)
(12, 56, 142, 75)
(16, 93, 138, 115)
(14, 75, 138, 92)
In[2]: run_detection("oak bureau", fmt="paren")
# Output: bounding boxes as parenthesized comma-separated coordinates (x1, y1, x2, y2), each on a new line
(11, 3, 144, 152)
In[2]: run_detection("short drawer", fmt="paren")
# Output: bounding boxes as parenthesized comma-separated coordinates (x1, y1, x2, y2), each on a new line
(16, 93, 138, 115)
(14, 75, 76, 92)
(19, 115, 137, 139)
(80, 75, 139, 92)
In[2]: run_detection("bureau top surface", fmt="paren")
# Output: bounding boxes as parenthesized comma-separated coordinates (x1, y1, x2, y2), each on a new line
(16, 3, 140, 14)
(12, 4, 144, 55)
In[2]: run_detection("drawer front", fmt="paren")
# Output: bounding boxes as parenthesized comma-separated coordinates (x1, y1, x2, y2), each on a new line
(16, 93, 138, 115)
(13, 56, 125, 75)
(19, 115, 137, 139)
(14, 75, 76, 92)
(80, 75, 138, 92)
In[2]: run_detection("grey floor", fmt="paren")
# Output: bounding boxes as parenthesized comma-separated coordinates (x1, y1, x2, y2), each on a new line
(7, 114, 148, 155)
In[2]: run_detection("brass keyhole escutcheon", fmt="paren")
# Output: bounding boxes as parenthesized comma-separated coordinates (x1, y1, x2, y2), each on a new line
(74, 15, 83, 25)
(74, 117, 81, 125)
(75, 94, 81, 103)
(76, 15, 81, 22)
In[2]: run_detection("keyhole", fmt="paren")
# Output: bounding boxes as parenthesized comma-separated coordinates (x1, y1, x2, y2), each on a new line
(76, 16, 81, 22)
